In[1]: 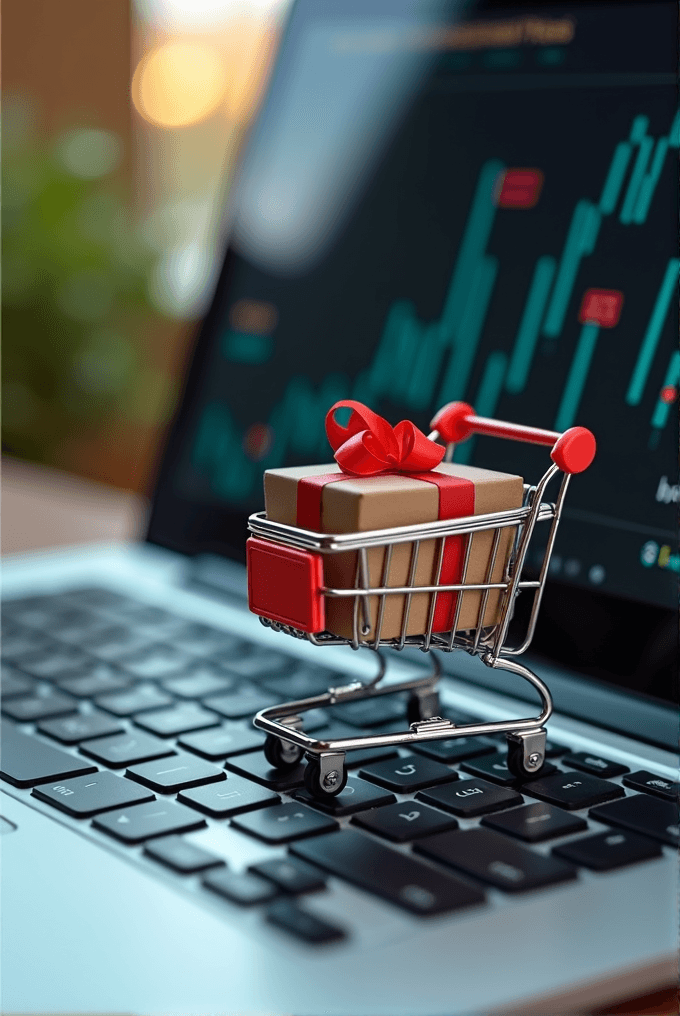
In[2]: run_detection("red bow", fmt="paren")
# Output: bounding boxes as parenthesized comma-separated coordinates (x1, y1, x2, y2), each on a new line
(326, 400, 445, 477)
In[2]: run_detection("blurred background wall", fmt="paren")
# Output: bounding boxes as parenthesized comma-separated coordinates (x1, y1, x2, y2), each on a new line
(2, 0, 286, 494)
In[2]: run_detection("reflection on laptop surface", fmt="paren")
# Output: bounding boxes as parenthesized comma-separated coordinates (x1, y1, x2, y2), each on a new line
(1, 2, 677, 1014)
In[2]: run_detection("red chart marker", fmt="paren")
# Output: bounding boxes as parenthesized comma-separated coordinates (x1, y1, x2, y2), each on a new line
(660, 385, 677, 404)
(578, 289, 624, 328)
(496, 169, 544, 208)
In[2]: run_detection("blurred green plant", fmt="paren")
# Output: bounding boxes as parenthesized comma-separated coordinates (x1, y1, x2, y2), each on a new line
(2, 96, 173, 467)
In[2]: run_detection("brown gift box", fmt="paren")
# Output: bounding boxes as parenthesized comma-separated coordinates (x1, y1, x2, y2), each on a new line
(264, 462, 523, 640)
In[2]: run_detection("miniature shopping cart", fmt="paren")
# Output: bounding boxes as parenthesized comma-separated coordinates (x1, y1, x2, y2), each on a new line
(247, 401, 596, 799)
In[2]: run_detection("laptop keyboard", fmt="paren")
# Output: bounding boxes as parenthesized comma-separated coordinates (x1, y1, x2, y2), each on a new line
(1, 588, 676, 946)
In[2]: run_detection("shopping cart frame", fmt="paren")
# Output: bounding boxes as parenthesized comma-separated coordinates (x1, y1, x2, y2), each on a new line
(248, 401, 596, 798)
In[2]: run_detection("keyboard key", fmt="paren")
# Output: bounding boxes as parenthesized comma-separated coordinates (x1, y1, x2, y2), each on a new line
(219, 650, 290, 681)
(553, 830, 662, 871)
(1, 721, 97, 787)
(95, 684, 174, 716)
(2, 691, 78, 722)
(359, 753, 458, 793)
(57, 666, 132, 698)
(1, 628, 54, 662)
(32, 770, 154, 816)
(143, 835, 225, 873)
(133, 704, 220, 738)
(82, 626, 155, 660)
(203, 867, 278, 906)
(353, 801, 458, 842)
(37, 712, 124, 744)
(225, 751, 306, 792)
(332, 696, 407, 729)
(80, 730, 176, 767)
(232, 802, 338, 844)
(590, 794, 679, 847)
(320, 722, 399, 769)
(250, 857, 326, 894)
(622, 770, 679, 801)
(179, 776, 279, 818)
(292, 830, 485, 916)
(168, 623, 242, 657)
(481, 802, 587, 842)
(126, 754, 225, 793)
(417, 778, 523, 817)
(266, 899, 345, 944)
(178, 725, 264, 760)
(14, 645, 91, 679)
(461, 752, 557, 786)
(415, 828, 577, 892)
(161, 668, 235, 700)
(118, 645, 196, 680)
(1, 666, 36, 699)
(524, 772, 625, 810)
(61, 587, 134, 611)
(561, 752, 629, 778)
(204, 684, 281, 720)
(295, 775, 396, 817)
(258, 666, 338, 699)
(93, 799, 206, 843)
(411, 736, 496, 764)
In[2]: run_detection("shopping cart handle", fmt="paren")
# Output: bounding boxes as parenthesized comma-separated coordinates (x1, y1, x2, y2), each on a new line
(430, 401, 596, 474)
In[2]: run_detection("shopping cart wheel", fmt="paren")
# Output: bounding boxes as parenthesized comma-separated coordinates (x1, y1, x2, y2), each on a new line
(264, 733, 304, 771)
(304, 756, 348, 798)
(505, 730, 547, 780)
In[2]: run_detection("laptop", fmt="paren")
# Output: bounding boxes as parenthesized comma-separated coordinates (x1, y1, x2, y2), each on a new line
(2, 1, 677, 1013)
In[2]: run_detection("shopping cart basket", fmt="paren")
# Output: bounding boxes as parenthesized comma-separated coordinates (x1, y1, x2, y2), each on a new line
(247, 400, 596, 799)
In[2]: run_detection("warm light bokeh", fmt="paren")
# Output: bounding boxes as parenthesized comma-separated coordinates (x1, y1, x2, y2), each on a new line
(131, 40, 228, 127)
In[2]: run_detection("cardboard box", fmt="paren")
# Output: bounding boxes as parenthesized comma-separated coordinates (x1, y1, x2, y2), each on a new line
(263, 462, 523, 640)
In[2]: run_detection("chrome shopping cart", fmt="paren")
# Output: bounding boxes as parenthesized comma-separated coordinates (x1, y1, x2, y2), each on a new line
(246, 401, 596, 799)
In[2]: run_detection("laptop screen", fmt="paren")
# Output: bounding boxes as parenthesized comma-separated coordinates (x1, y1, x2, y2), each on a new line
(148, 0, 677, 705)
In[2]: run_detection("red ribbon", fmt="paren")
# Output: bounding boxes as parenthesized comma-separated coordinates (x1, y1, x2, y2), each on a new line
(326, 400, 445, 476)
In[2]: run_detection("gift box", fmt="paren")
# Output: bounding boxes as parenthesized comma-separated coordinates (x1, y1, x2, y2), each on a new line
(248, 401, 523, 640)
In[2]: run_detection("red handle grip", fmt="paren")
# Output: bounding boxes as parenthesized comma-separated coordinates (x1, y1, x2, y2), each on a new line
(430, 401, 596, 474)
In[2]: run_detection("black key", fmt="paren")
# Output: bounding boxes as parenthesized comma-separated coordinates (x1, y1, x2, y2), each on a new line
(168, 623, 242, 657)
(353, 801, 459, 842)
(57, 666, 132, 698)
(417, 778, 523, 817)
(81, 626, 155, 660)
(80, 731, 176, 767)
(133, 704, 220, 738)
(1, 628, 54, 662)
(250, 857, 326, 894)
(93, 799, 206, 843)
(225, 751, 306, 792)
(13, 645, 91, 679)
(1, 666, 36, 699)
(461, 752, 557, 786)
(0, 721, 97, 787)
(32, 770, 154, 816)
(232, 802, 338, 844)
(524, 772, 625, 811)
(299, 709, 329, 733)
(95, 684, 174, 716)
(622, 770, 679, 801)
(482, 802, 587, 842)
(320, 722, 399, 769)
(143, 835, 225, 873)
(161, 668, 235, 700)
(562, 752, 629, 778)
(37, 712, 124, 744)
(258, 666, 338, 699)
(126, 753, 225, 793)
(411, 736, 496, 764)
(178, 725, 264, 761)
(415, 828, 577, 892)
(295, 774, 396, 817)
(203, 867, 277, 906)
(61, 587, 134, 611)
(590, 794, 679, 847)
(266, 899, 345, 944)
(332, 695, 407, 729)
(118, 645, 196, 680)
(204, 684, 280, 720)
(359, 753, 458, 793)
(553, 829, 662, 871)
(107, 603, 179, 626)
(52, 615, 115, 645)
(179, 775, 279, 817)
(2, 691, 78, 722)
(292, 830, 485, 916)
(219, 650, 290, 681)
